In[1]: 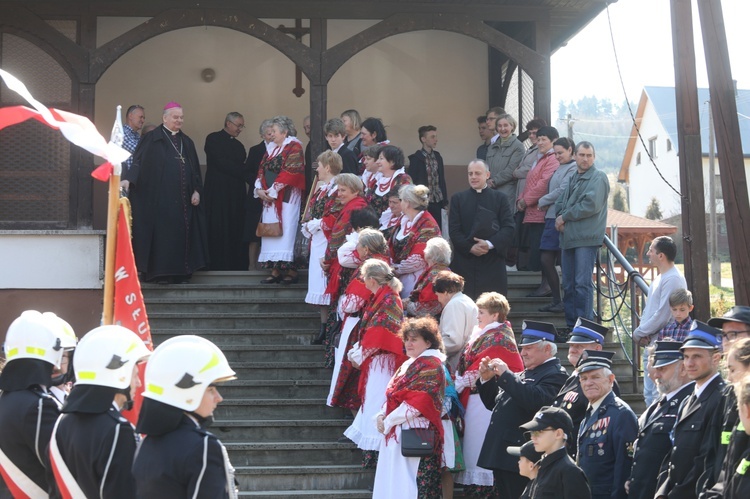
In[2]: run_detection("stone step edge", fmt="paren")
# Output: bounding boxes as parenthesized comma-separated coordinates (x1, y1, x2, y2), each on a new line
(235, 465, 372, 474)
(225, 442, 356, 450)
(219, 398, 328, 405)
(239, 490, 372, 497)
(148, 312, 319, 318)
(215, 419, 349, 426)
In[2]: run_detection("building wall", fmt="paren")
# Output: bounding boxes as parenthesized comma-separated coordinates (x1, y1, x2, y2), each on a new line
(94, 19, 488, 165)
(627, 98, 750, 218)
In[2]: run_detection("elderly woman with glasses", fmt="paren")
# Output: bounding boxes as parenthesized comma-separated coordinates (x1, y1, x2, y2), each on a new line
(254, 115, 306, 285)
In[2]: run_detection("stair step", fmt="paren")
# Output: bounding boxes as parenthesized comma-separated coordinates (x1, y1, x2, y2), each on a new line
(226, 442, 360, 466)
(226, 362, 332, 381)
(240, 491, 372, 498)
(220, 380, 331, 398)
(213, 419, 350, 442)
(144, 298, 315, 314)
(142, 284, 307, 300)
(215, 398, 340, 419)
(203, 344, 325, 363)
(235, 465, 374, 492)
(148, 312, 319, 329)
(150, 328, 317, 345)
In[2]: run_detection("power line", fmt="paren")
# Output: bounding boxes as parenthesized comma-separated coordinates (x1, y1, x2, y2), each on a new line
(605, 5, 683, 198)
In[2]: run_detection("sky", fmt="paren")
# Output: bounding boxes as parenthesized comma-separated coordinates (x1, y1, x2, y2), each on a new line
(550, 0, 749, 111)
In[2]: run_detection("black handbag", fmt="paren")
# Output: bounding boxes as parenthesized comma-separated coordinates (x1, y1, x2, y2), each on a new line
(400, 428, 436, 457)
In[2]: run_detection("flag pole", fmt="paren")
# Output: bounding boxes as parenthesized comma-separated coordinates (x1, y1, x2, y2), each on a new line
(102, 105, 125, 325)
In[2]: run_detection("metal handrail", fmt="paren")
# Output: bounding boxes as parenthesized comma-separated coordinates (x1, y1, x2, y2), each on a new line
(594, 231, 649, 393)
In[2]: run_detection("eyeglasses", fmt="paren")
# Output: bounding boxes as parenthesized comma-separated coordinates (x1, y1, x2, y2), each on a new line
(721, 330, 750, 341)
(230, 121, 245, 130)
(525, 428, 556, 438)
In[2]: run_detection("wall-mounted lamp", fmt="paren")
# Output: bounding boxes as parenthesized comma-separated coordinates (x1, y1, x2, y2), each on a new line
(201, 68, 216, 83)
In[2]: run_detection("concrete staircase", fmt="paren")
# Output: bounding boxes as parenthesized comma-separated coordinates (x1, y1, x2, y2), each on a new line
(142, 270, 643, 497)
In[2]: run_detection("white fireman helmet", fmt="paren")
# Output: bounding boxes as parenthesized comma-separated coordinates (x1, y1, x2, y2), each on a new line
(142, 335, 236, 412)
(4, 310, 75, 368)
(41, 312, 78, 351)
(74, 325, 151, 389)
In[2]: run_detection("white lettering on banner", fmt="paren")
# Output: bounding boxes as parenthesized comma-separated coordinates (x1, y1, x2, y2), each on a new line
(114, 266, 129, 282)
(125, 293, 136, 305)
(131, 308, 141, 321)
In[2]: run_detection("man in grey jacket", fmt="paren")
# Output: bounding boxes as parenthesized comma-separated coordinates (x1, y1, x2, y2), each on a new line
(554, 142, 609, 328)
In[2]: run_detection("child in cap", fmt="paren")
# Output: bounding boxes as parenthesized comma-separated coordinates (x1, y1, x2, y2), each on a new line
(507, 441, 544, 499)
(520, 406, 591, 498)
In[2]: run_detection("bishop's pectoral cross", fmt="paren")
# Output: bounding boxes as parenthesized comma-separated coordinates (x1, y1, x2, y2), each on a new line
(278, 19, 310, 98)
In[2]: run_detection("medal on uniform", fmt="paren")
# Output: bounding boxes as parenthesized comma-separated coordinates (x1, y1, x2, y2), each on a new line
(598, 443, 605, 456)
(566, 402, 572, 409)
(596, 430, 602, 437)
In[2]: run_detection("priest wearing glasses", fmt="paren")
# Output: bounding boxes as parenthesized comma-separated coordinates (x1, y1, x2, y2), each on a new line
(122, 101, 208, 284)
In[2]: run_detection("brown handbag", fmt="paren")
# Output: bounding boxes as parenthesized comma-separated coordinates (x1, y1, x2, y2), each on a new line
(256, 222, 283, 238)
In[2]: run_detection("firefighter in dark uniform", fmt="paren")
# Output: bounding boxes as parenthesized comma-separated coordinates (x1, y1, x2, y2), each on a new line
(0, 311, 76, 498)
(49, 325, 151, 498)
(551, 318, 607, 455)
(627, 340, 693, 499)
(520, 405, 592, 498)
(655, 321, 726, 499)
(576, 350, 638, 499)
(724, 373, 750, 499)
(476, 321, 568, 498)
(133, 335, 238, 498)
(699, 307, 750, 498)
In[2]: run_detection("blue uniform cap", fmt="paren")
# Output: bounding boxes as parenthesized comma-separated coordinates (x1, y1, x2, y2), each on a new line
(577, 350, 615, 373)
(652, 340, 684, 367)
(520, 320, 557, 345)
(568, 318, 606, 345)
(681, 321, 722, 350)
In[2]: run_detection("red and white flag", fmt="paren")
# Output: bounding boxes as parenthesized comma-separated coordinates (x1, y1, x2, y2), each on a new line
(114, 200, 153, 424)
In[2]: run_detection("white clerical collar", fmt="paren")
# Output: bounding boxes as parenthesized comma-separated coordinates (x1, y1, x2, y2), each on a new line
(473, 184, 488, 193)
(162, 124, 179, 136)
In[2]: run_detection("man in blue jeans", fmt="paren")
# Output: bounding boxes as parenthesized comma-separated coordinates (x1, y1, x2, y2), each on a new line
(554, 141, 609, 328)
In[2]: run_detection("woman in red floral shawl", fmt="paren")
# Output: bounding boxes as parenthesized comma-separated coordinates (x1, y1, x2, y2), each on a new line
(453, 292, 523, 496)
(404, 237, 451, 318)
(370, 145, 412, 219)
(373, 317, 446, 499)
(343, 259, 406, 467)
(254, 116, 306, 284)
(322, 174, 368, 303)
(327, 229, 390, 411)
(390, 184, 441, 298)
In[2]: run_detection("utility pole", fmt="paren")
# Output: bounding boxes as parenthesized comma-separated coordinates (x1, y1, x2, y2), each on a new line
(670, 0, 710, 319)
(697, 0, 750, 303)
(707, 101, 721, 287)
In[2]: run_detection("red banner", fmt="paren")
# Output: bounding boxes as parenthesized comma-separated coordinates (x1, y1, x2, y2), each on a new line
(113, 200, 152, 424)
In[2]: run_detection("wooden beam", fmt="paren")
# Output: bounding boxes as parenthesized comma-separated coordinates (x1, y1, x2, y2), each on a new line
(696, 0, 750, 304)
(89, 9, 317, 83)
(0, 6, 88, 81)
(308, 18, 327, 164)
(669, 0, 710, 319)
(322, 12, 546, 84)
(18, 1, 552, 23)
(533, 17, 551, 125)
(75, 10, 96, 228)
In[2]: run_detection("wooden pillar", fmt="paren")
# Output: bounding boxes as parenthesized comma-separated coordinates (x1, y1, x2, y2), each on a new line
(308, 18, 327, 162)
(76, 11, 97, 229)
(697, 0, 750, 304)
(488, 48, 507, 109)
(670, 0, 710, 318)
(533, 19, 551, 125)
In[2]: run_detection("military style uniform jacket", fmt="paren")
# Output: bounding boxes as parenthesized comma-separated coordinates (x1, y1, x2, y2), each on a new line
(133, 414, 236, 499)
(0, 387, 60, 497)
(576, 390, 638, 499)
(655, 374, 725, 499)
(628, 382, 694, 499)
(477, 358, 568, 473)
(700, 386, 749, 499)
(552, 372, 621, 455)
(50, 404, 138, 499)
(529, 447, 591, 499)
(725, 445, 750, 499)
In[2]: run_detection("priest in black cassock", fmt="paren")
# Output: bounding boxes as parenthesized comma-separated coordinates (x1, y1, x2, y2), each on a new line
(204, 112, 248, 270)
(122, 102, 208, 283)
(449, 159, 515, 299)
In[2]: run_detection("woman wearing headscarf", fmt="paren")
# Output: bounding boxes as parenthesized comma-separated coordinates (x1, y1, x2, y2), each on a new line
(404, 237, 451, 318)
(255, 115, 305, 285)
(390, 184, 440, 298)
(343, 259, 407, 468)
